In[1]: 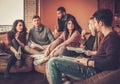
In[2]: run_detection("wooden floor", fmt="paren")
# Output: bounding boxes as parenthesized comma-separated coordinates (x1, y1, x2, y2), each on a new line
(0, 71, 48, 84)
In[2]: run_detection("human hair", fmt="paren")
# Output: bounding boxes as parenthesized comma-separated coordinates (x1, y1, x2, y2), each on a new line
(93, 9, 113, 27)
(32, 15, 40, 20)
(11, 19, 27, 33)
(57, 7, 66, 13)
(64, 17, 82, 40)
(89, 17, 97, 36)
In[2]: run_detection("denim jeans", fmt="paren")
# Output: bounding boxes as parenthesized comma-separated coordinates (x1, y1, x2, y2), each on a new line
(48, 57, 96, 84)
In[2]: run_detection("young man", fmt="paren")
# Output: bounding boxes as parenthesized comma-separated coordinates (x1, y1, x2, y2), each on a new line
(46, 9, 120, 84)
(54, 7, 82, 38)
(25, 15, 55, 54)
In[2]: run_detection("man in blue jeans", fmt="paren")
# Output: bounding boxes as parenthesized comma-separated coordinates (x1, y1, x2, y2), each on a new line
(46, 9, 120, 84)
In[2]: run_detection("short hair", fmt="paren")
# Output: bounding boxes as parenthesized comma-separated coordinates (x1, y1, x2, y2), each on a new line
(32, 15, 40, 19)
(93, 9, 113, 27)
(57, 7, 66, 13)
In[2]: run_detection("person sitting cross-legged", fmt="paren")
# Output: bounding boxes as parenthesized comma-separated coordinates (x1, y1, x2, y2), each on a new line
(33, 17, 82, 65)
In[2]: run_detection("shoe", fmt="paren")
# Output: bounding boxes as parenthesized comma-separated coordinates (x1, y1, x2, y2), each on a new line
(33, 58, 47, 65)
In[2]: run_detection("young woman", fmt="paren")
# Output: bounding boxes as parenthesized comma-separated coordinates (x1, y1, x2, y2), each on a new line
(60, 17, 103, 58)
(4, 19, 27, 79)
(34, 17, 82, 65)
(83, 17, 103, 56)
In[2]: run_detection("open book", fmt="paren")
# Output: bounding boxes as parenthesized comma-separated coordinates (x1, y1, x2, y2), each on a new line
(67, 47, 86, 53)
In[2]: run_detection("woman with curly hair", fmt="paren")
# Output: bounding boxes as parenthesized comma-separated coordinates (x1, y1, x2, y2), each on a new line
(4, 19, 27, 79)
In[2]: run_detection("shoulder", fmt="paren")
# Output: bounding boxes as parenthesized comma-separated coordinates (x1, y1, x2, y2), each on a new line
(73, 30, 81, 35)
(105, 32, 120, 45)
(42, 25, 51, 32)
(29, 27, 35, 33)
(66, 14, 74, 18)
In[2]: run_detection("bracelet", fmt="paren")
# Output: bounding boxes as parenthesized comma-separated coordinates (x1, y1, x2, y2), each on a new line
(87, 59, 90, 66)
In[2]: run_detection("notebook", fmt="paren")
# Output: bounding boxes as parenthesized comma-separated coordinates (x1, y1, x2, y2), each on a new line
(0, 52, 9, 56)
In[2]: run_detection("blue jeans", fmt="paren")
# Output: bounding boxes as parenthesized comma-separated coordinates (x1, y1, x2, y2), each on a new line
(47, 57, 96, 84)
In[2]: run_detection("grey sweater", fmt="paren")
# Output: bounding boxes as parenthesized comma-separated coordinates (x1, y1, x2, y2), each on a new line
(27, 24, 55, 46)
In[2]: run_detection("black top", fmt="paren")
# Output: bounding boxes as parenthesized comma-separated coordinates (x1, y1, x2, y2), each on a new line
(84, 35, 95, 50)
(8, 31, 26, 48)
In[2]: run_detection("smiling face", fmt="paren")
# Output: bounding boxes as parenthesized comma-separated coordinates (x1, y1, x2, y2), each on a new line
(16, 22, 23, 32)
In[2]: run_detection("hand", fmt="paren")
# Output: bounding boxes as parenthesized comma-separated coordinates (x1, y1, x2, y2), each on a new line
(44, 49, 50, 57)
(14, 52, 19, 57)
(49, 50, 55, 57)
(84, 50, 93, 56)
(48, 47, 58, 57)
(75, 57, 88, 66)
(30, 43, 36, 49)
(0, 40, 3, 43)
(81, 30, 86, 39)
(15, 32, 20, 40)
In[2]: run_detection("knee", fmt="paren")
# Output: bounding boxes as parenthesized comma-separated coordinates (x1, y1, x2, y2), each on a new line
(48, 57, 60, 68)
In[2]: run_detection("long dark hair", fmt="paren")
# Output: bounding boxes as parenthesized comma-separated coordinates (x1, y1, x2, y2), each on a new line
(11, 19, 27, 36)
(64, 17, 82, 40)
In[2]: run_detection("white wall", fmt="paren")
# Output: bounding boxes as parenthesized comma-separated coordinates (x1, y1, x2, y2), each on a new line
(0, 0, 24, 25)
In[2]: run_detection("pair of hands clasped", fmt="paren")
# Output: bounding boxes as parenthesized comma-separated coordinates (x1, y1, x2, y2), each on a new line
(75, 50, 97, 66)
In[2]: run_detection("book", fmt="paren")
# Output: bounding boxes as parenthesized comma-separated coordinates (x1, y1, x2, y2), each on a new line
(0, 52, 9, 56)
(67, 47, 86, 53)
